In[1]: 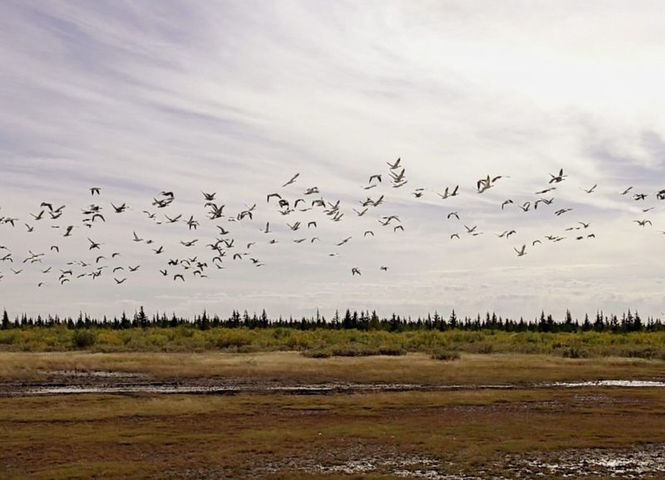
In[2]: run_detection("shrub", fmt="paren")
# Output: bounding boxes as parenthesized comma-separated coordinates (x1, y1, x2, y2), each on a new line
(71, 330, 96, 349)
(560, 346, 586, 358)
(302, 348, 333, 358)
(431, 349, 461, 361)
(213, 330, 253, 349)
(377, 346, 407, 356)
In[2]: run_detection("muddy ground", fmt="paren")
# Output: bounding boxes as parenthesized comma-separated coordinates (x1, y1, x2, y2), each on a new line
(2, 353, 665, 479)
(2, 368, 665, 396)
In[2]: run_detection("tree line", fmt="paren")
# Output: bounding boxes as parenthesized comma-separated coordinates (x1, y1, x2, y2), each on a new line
(1, 307, 663, 333)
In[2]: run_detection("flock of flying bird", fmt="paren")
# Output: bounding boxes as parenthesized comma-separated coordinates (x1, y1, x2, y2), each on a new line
(1, 159, 665, 288)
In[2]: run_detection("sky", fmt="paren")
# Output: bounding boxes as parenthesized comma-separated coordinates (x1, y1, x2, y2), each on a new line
(1, 0, 665, 321)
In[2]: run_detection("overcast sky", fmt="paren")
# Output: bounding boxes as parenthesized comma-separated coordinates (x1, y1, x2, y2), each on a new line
(1, 0, 665, 320)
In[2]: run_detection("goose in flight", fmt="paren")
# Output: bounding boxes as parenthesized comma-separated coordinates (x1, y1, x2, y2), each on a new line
(380, 266, 388, 271)
(450, 233, 460, 240)
(88, 238, 101, 250)
(180, 239, 198, 247)
(555, 208, 573, 216)
(447, 211, 459, 220)
(464, 225, 477, 234)
(438, 185, 459, 199)
(173, 274, 185, 282)
(390, 168, 406, 183)
(337, 236, 352, 246)
(267, 193, 281, 203)
(128, 265, 140, 272)
(633, 193, 648, 201)
(351, 267, 361, 276)
(111, 203, 128, 213)
(369, 174, 382, 183)
(132, 232, 143, 242)
(304, 186, 319, 195)
(209, 204, 225, 219)
(386, 158, 401, 169)
(114, 277, 126, 285)
(501, 200, 513, 210)
(477, 174, 504, 193)
(634, 219, 652, 227)
(583, 184, 597, 194)
(621, 186, 633, 195)
(186, 216, 199, 230)
(380, 215, 400, 224)
(535, 187, 556, 195)
(514, 245, 527, 257)
(202, 192, 216, 201)
(90, 187, 101, 196)
(549, 168, 567, 184)
(282, 173, 300, 187)
(364, 230, 374, 237)
(534, 198, 553, 209)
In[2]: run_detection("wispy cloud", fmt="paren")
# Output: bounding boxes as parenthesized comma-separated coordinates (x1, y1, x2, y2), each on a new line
(0, 0, 664, 320)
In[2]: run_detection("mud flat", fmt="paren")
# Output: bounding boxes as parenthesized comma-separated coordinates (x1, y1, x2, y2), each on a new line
(2, 368, 664, 397)
(2, 353, 665, 479)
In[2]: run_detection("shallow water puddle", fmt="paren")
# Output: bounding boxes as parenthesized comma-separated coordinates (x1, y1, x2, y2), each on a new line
(5, 377, 664, 396)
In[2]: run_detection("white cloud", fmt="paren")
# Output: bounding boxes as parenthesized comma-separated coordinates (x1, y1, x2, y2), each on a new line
(0, 0, 664, 320)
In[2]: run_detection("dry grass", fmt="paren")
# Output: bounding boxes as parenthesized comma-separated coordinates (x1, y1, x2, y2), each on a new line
(1, 351, 664, 385)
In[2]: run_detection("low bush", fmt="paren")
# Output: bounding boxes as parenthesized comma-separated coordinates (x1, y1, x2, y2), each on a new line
(71, 330, 96, 349)
(431, 349, 461, 361)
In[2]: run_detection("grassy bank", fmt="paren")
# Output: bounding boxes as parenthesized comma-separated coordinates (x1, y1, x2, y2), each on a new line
(1, 326, 665, 359)
(1, 352, 664, 385)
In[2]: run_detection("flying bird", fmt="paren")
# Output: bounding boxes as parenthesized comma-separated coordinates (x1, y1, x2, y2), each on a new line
(282, 173, 300, 188)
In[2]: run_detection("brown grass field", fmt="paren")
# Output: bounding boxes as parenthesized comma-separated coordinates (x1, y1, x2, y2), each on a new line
(1, 352, 665, 479)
